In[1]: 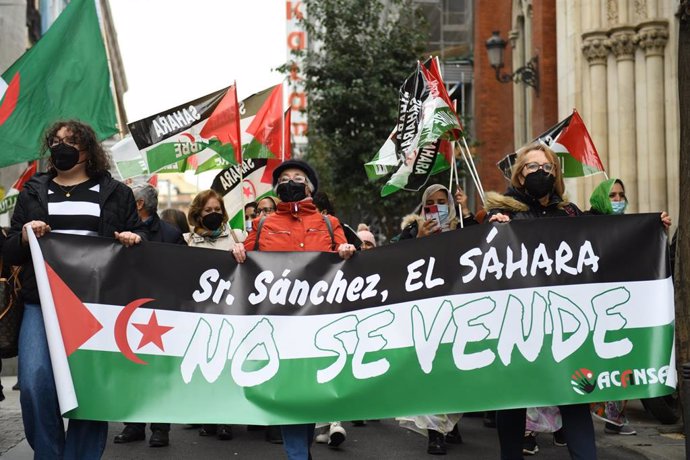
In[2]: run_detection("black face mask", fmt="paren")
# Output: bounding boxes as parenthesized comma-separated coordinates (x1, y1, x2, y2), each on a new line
(276, 180, 308, 202)
(201, 212, 224, 231)
(523, 170, 556, 199)
(50, 143, 81, 171)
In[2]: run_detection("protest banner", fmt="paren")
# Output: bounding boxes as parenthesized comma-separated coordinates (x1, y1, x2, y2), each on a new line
(30, 214, 675, 424)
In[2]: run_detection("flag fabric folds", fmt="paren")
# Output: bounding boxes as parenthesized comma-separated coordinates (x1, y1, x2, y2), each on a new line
(0, 0, 117, 167)
(210, 86, 287, 230)
(199, 84, 243, 164)
(127, 87, 241, 174)
(366, 58, 463, 197)
(497, 110, 605, 180)
(243, 84, 284, 159)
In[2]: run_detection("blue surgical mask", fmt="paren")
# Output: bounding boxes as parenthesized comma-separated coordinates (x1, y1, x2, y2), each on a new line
(611, 201, 627, 215)
(436, 204, 450, 224)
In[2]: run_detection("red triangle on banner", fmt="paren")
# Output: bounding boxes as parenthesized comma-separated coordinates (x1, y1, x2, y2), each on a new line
(45, 262, 103, 356)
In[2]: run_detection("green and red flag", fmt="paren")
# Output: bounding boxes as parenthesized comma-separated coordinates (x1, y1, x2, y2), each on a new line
(0, 0, 117, 167)
(369, 59, 462, 197)
(498, 110, 605, 180)
(128, 86, 241, 174)
(199, 83, 242, 164)
(243, 84, 284, 159)
(210, 86, 284, 229)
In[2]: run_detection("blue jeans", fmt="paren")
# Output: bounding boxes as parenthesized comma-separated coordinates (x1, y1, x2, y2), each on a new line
(496, 404, 597, 460)
(19, 303, 108, 459)
(281, 423, 315, 460)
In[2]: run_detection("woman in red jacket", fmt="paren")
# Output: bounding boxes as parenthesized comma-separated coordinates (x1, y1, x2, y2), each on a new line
(233, 159, 355, 460)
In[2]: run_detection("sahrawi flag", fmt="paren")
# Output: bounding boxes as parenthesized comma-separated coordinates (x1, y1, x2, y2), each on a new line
(0, 0, 117, 167)
(0, 161, 37, 215)
(366, 58, 462, 196)
(211, 86, 289, 230)
(28, 214, 676, 424)
(497, 109, 605, 180)
(127, 85, 242, 175)
(243, 84, 285, 159)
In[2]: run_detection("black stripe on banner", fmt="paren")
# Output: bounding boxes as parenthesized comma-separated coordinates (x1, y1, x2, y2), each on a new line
(128, 86, 228, 149)
(37, 213, 669, 316)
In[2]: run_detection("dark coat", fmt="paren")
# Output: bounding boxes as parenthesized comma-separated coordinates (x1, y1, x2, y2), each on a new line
(3, 172, 146, 303)
(145, 213, 186, 245)
(484, 187, 582, 220)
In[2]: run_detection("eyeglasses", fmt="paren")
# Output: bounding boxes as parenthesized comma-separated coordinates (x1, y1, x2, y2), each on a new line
(523, 162, 555, 174)
(278, 175, 307, 184)
(258, 207, 275, 214)
(47, 135, 78, 149)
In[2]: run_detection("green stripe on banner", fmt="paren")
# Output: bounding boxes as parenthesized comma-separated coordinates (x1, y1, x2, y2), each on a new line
(64, 324, 674, 424)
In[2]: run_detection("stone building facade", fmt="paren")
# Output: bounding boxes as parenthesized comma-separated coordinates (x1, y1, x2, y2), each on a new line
(562, 0, 679, 219)
(473, 0, 680, 221)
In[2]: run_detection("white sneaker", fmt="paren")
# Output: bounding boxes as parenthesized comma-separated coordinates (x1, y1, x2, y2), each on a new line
(314, 432, 329, 444)
(328, 422, 346, 448)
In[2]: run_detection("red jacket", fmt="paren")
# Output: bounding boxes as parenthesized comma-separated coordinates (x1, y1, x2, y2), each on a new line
(244, 200, 347, 252)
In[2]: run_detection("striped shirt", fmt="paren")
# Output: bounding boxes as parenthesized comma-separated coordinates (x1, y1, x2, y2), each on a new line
(48, 179, 101, 236)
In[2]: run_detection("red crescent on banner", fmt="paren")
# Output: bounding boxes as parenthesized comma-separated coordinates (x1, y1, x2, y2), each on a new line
(180, 132, 195, 142)
(0, 73, 20, 127)
(114, 298, 155, 365)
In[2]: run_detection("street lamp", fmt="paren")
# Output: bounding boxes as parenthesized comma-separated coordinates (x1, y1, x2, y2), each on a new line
(485, 30, 539, 93)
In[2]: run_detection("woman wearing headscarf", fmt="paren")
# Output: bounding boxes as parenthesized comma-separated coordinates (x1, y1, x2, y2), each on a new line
(398, 184, 477, 241)
(587, 177, 670, 436)
(396, 183, 473, 455)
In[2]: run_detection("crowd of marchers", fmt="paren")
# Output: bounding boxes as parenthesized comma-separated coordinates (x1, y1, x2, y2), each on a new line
(0, 120, 672, 460)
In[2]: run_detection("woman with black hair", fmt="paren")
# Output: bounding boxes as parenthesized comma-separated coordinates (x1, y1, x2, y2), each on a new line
(3, 120, 145, 459)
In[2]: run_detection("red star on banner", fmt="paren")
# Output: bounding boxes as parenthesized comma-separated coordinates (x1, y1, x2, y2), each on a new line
(132, 311, 174, 352)
(243, 184, 253, 198)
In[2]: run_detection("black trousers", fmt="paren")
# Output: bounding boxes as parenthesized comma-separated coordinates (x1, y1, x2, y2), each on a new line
(124, 422, 170, 432)
(496, 404, 597, 460)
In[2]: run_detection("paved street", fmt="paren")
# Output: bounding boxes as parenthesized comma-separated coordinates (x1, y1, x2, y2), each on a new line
(0, 375, 685, 459)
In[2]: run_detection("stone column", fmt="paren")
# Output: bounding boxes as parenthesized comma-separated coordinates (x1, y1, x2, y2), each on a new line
(636, 20, 669, 212)
(608, 26, 638, 212)
(581, 31, 610, 171)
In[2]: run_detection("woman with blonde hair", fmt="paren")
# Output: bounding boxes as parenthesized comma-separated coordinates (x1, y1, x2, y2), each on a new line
(486, 142, 577, 222)
(485, 142, 596, 459)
